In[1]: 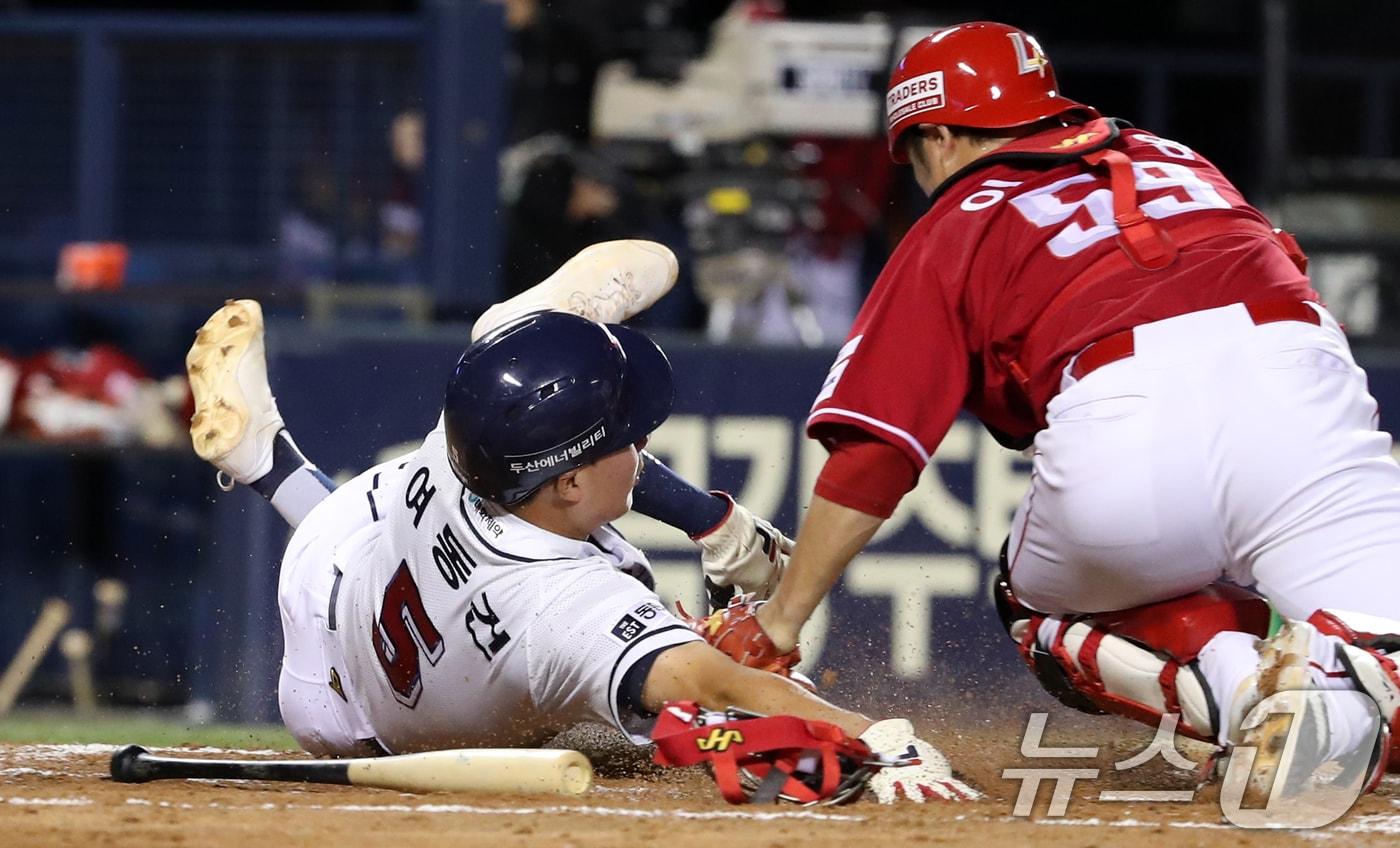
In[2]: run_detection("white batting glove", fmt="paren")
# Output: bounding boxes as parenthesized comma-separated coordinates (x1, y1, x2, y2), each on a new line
(859, 719, 983, 803)
(691, 493, 793, 599)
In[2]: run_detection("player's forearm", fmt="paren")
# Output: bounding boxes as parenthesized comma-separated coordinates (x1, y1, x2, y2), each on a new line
(630, 451, 729, 536)
(716, 665, 872, 737)
(642, 642, 871, 737)
(759, 495, 884, 650)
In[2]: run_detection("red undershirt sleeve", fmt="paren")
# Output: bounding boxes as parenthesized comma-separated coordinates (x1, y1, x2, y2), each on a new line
(813, 432, 922, 519)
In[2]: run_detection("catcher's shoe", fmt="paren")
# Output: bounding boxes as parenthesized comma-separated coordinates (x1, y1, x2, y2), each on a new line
(1227, 621, 1319, 803)
(186, 299, 284, 491)
(471, 240, 678, 341)
(1221, 620, 1385, 804)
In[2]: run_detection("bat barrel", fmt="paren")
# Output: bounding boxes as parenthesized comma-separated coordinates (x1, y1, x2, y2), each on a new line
(347, 748, 593, 795)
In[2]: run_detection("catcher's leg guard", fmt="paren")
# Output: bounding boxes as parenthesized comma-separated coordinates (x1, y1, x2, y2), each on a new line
(998, 567, 1394, 794)
(996, 578, 1270, 742)
(995, 540, 1271, 740)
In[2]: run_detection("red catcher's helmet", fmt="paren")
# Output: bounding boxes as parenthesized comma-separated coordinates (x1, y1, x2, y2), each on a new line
(886, 21, 1097, 162)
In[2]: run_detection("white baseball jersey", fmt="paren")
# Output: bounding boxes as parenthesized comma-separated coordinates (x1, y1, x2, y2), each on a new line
(276, 419, 700, 755)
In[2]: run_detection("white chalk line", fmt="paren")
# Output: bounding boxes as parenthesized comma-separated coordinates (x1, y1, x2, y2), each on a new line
(23, 795, 1384, 833)
(1034, 817, 1230, 830)
(1328, 814, 1400, 835)
(6, 793, 1393, 838)
(106, 801, 1400, 832)
(317, 803, 866, 822)
(0, 767, 102, 779)
(116, 796, 864, 822)
(1034, 813, 1400, 836)
(0, 796, 93, 806)
(0, 744, 118, 761)
(0, 743, 288, 763)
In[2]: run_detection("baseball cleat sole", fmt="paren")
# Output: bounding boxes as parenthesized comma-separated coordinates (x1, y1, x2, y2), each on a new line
(472, 240, 679, 341)
(186, 299, 282, 487)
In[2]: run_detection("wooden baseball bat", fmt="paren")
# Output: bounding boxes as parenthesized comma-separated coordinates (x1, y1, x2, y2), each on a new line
(0, 599, 72, 716)
(110, 745, 593, 796)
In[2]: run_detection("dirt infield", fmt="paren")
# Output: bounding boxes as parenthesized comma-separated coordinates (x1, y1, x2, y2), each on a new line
(2, 713, 1396, 847)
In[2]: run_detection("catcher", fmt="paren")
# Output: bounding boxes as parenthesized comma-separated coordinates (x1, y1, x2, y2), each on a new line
(186, 241, 979, 804)
(696, 22, 1400, 797)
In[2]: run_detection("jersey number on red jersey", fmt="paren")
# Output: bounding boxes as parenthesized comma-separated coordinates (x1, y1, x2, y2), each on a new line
(972, 135, 1231, 260)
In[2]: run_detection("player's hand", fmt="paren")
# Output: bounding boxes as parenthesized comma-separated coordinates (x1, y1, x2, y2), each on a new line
(692, 493, 793, 600)
(859, 719, 983, 804)
(678, 593, 801, 676)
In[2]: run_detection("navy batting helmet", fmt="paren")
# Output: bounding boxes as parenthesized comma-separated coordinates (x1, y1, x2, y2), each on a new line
(443, 311, 675, 505)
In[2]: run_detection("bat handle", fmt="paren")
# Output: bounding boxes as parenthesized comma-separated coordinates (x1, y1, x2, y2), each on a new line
(110, 744, 153, 783)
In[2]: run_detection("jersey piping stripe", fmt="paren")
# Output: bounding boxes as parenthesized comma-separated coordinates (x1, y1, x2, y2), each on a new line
(604, 623, 695, 733)
(455, 488, 576, 565)
(366, 472, 382, 522)
(586, 534, 614, 556)
(614, 643, 671, 726)
(327, 566, 344, 631)
(807, 408, 932, 465)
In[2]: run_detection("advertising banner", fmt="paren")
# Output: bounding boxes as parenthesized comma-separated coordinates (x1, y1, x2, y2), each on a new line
(198, 326, 1400, 720)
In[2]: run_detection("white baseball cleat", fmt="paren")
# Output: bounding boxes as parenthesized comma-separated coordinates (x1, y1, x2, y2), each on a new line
(471, 240, 679, 341)
(186, 299, 284, 491)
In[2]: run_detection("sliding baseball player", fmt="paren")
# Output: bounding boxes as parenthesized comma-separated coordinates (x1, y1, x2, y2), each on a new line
(185, 241, 978, 803)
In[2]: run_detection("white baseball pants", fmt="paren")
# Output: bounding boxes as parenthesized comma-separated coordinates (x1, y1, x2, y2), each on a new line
(1008, 301, 1400, 619)
(277, 499, 380, 757)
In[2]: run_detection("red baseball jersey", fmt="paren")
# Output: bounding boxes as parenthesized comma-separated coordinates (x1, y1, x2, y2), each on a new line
(808, 120, 1315, 466)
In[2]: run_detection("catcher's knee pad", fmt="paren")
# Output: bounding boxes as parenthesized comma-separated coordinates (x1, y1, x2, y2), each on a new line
(995, 575, 1104, 715)
(998, 583, 1272, 742)
(1308, 609, 1400, 771)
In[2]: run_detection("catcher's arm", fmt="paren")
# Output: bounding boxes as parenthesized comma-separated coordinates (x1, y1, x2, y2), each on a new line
(758, 494, 884, 652)
(641, 641, 871, 738)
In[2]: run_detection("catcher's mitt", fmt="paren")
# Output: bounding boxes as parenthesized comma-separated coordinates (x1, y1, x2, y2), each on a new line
(651, 701, 910, 805)
(677, 593, 800, 676)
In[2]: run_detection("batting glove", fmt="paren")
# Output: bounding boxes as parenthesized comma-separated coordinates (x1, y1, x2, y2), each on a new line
(692, 493, 793, 599)
(859, 719, 983, 803)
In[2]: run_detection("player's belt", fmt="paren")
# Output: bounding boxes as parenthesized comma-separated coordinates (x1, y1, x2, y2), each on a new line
(1069, 299, 1322, 381)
